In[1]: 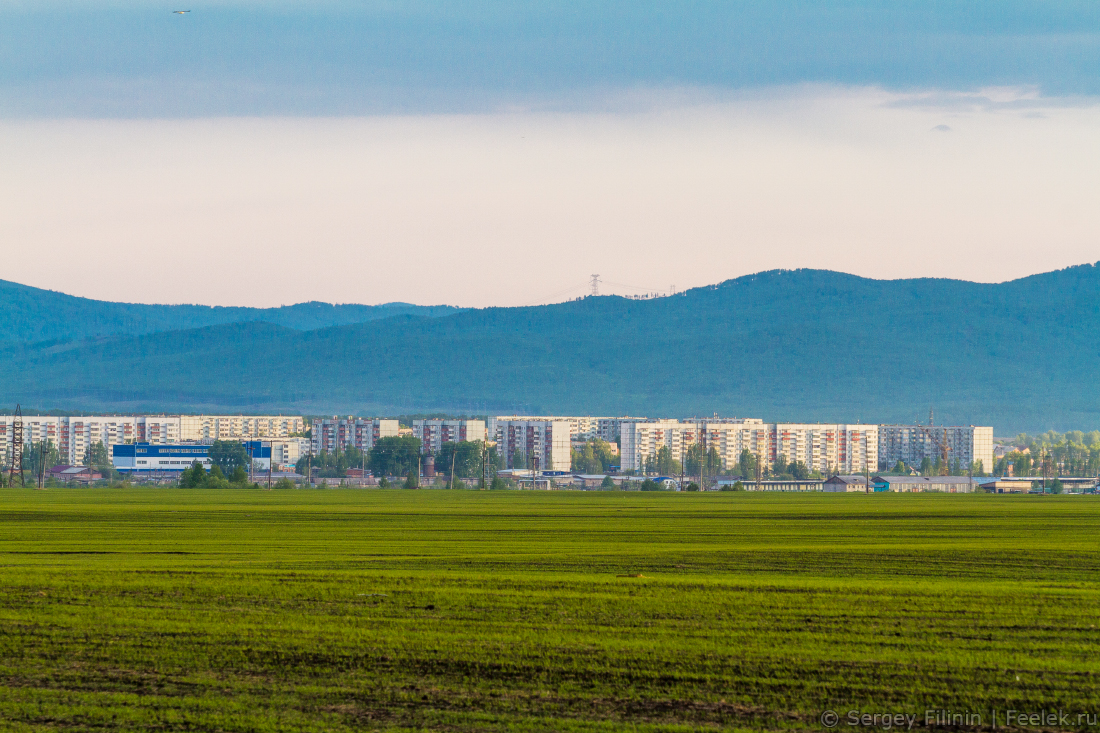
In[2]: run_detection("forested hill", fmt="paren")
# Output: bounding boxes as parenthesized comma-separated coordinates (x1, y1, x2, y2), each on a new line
(0, 279, 462, 343)
(3, 264, 1100, 433)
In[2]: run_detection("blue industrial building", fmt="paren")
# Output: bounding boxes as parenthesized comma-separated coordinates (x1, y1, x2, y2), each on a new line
(113, 441, 273, 474)
(112, 443, 211, 473)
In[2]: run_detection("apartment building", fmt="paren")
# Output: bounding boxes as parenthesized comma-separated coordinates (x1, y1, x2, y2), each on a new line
(180, 415, 304, 441)
(620, 419, 878, 474)
(488, 415, 647, 444)
(489, 416, 600, 441)
(877, 425, 993, 473)
(412, 419, 487, 454)
(494, 419, 571, 471)
(311, 417, 399, 454)
(0, 414, 305, 466)
(0, 415, 180, 466)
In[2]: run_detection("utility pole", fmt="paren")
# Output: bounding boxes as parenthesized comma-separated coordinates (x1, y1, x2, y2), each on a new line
(267, 442, 272, 489)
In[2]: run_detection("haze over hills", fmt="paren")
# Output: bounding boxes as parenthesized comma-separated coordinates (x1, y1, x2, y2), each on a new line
(0, 279, 462, 344)
(2, 264, 1100, 434)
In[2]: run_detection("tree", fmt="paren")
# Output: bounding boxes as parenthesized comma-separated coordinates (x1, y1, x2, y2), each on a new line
(571, 439, 618, 474)
(84, 441, 111, 470)
(655, 446, 682, 476)
(438, 441, 484, 479)
(209, 440, 248, 475)
(738, 449, 756, 480)
(230, 466, 249, 484)
(684, 482, 700, 491)
(24, 440, 61, 480)
(707, 446, 722, 475)
(1050, 477, 1064, 494)
(892, 460, 907, 474)
(640, 478, 661, 491)
(512, 449, 528, 470)
(720, 480, 745, 491)
(490, 476, 508, 490)
(600, 475, 615, 489)
(789, 461, 809, 480)
(773, 453, 788, 477)
(379, 476, 390, 488)
(403, 471, 419, 489)
(368, 436, 421, 477)
(180, 461, 206, 488)
(274, 477, 296, 490)
(919, 456, 933, 476)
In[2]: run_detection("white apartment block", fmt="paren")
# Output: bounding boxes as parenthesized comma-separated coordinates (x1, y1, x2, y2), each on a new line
(488, 415, 647, 444)
(878, 425, 994, 473)
(0, 414, 305, 467)
(620, 419, 878, 474)
(413, 419, 487, 454)
(0, 415, 180, 466)
(489, 416, 601, 441)
(253, 437, 312, 470)
(180, 415, 304, 441)
(494, 419, 571, 471)
(311, 417, 399, 454)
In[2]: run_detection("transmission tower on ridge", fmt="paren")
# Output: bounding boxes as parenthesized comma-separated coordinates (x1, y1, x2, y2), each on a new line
(9, 404, 25, 488)
(590, 274, 600, 297)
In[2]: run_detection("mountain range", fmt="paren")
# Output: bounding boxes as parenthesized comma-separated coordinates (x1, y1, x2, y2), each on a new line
(3, 265, 1100, 434)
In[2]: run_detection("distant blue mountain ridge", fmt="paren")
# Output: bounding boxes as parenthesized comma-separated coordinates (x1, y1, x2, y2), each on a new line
(0, 279, 462, 343)
(2, 264, 1099, 434)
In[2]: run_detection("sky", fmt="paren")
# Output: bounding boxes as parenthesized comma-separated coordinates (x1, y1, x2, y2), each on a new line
(2, 1, 1100, 307)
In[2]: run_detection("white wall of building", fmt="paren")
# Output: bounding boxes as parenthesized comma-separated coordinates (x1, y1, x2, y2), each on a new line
(878, 425, 994, 473)
(311, 417, 399, 454)
(494, 420, 571, 471)
(620, 419, 877, 474)
(413, 419, 487, 454)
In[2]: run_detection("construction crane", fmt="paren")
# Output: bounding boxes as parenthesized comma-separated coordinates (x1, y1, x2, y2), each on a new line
(917, 408, 951, 476)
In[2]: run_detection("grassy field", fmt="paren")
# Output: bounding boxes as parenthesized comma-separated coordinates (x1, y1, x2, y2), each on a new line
(1, 489, 1098, 732)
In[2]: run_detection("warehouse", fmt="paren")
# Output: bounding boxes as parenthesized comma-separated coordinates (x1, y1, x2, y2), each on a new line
(872, 476, 976, 493)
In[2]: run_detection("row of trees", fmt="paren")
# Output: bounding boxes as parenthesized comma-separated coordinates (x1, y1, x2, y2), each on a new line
(294, 437, 501, 481)
(997, 430, 1100, 477)
(0, 439, 119, 486)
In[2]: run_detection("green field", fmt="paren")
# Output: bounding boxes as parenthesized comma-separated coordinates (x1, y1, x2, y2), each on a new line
(1, 489, 1098, 732)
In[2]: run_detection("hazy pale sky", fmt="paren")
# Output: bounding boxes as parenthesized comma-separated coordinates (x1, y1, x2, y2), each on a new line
(2, 2, 1099, 307)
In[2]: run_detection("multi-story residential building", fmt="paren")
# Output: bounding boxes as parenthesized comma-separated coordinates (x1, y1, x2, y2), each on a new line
(413, 419, 487, 454)
(493, 419, 571, 471)
(489, 416, 601, 441)
(311, 417, 399, 454)
(771, 423, 878, 475)
(267, 437, 312, 470)
(488, 416, 647, 444)
(877, 425, 994, 473)
(1, 414, 305, 467)
(180, 415, 304, 441)
(620, 420, 878, 474)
